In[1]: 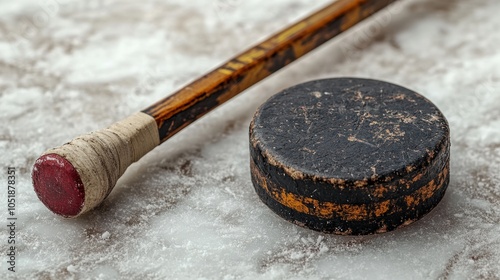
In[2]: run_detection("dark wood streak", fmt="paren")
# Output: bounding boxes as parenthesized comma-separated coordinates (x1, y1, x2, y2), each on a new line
(142, 0, 399, 142)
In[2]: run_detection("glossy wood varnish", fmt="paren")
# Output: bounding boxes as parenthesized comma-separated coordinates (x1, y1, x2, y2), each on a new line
(142, 0, 398, 142)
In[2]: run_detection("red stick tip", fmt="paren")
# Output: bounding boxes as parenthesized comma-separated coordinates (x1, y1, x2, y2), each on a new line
(32, 154, 85, 217)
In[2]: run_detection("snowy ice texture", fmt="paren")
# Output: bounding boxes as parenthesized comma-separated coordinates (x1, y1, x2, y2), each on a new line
(0, 0, 499, 279)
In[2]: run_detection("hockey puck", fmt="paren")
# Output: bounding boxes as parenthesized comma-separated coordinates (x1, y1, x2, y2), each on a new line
(249, 78, 450, 235)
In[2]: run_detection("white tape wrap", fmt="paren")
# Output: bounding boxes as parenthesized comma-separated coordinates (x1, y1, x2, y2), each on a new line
(44, 112, 160, 216)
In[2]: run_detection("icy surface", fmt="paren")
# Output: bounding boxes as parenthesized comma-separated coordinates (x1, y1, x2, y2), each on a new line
(1, 0, 500, 279)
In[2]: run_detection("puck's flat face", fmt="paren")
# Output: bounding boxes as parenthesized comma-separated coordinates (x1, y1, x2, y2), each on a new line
(250, 78, 450, 235)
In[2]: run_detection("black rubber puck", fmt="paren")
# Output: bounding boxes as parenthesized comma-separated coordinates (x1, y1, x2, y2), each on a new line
(249, 78, 450, 235)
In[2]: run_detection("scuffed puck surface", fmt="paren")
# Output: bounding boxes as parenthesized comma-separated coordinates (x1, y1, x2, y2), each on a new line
(250, 78, 450, 235)
(32, 154, 85, 217)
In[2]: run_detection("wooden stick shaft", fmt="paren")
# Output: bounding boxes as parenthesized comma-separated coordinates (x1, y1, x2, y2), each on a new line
(143, 0, 398, 143)
(33, 0, 399, 218)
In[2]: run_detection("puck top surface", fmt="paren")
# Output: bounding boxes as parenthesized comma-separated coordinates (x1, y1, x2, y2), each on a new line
(249, 78, 450, 234)
(251, 78, 448, 182)
(32, 153, 85, 217)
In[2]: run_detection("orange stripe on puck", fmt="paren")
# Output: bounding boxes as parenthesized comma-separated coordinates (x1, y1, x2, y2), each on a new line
(251, 160, 449, 222)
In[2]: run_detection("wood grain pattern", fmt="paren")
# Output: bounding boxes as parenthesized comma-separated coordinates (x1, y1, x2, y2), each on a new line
(142, 0, 398, 142)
